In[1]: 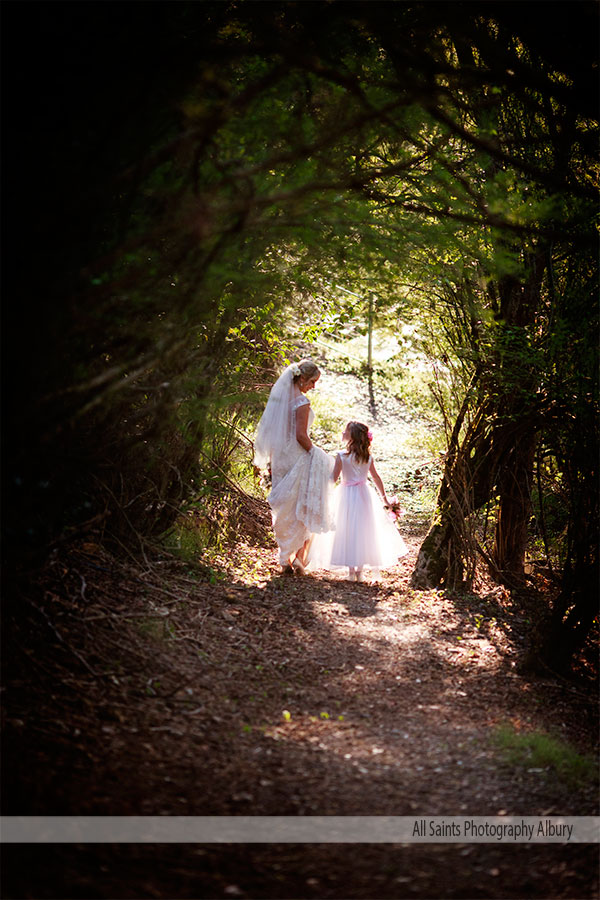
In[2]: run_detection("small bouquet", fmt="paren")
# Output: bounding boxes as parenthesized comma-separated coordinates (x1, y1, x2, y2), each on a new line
(253, 464, 272, 491)
(261, 465, 272, 491)
(384, 495, 405, 523)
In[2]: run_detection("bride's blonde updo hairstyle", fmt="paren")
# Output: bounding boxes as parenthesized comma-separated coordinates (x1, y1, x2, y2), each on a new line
(292, 359, 320, 384)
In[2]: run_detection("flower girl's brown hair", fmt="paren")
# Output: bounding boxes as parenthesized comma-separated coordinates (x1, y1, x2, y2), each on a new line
(346, 421, 371, 464)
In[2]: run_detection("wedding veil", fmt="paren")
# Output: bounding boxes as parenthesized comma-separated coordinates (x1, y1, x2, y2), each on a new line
(253, 364, 299, 468)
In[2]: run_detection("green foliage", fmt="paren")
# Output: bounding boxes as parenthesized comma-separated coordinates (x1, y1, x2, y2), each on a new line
(6, 0, 597, 633)
(163, 515, 212, 563)
(491, 724, 597, 789)
(308, 393, 347, 452)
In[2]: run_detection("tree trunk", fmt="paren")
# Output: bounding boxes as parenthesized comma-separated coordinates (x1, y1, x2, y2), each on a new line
(521, 558, 599, 677)
(491, 431, 537, 586)
(526, 483, 599, 674)
(411, 251, 547, 592)
(411, 398, 497, 591)
(411, 404, 535, 591)
(367, 293, 376, 417)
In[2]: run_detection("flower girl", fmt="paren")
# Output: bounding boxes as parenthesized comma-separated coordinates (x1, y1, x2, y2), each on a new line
(309, 421, 408, 581)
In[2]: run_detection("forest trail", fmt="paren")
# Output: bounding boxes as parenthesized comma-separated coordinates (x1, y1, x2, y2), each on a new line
(4, 370, 598, 899)
(313, 363, 429, 481)
(310, 356, 444, 520)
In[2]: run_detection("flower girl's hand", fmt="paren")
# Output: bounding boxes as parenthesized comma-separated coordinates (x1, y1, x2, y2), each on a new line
(384, 495, 405, 521)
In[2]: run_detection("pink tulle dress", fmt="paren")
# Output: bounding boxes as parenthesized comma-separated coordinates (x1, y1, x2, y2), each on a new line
(308, 450, 408, 571)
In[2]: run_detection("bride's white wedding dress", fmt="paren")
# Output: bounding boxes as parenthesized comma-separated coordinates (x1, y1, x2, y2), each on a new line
(268, 395, 335, 564)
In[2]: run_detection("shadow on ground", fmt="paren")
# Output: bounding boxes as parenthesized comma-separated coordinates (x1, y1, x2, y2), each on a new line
(3, 534, 598, 898)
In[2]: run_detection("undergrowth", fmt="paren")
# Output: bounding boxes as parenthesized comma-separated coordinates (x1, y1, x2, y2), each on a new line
(491, 723, 598, 790)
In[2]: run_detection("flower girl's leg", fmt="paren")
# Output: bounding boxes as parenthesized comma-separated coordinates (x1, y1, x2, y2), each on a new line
(356, 568, 365, 582)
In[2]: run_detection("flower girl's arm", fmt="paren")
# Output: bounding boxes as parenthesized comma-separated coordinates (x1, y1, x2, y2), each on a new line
(369, 459, 390, 505)
(295, 404, 313, 452)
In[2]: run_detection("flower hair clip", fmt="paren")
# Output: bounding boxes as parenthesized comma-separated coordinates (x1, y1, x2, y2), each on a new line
(367, 430, 373, 441)
(290, 363, 301, 377)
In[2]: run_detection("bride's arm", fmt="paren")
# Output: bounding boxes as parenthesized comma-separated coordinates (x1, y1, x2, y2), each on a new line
(295, 404, 313, 452)
(332, 453, 342, 481)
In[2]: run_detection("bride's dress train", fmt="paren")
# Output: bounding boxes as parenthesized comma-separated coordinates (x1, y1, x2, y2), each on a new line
(269, 442, 335, 565)
(254, 367, 335, 567)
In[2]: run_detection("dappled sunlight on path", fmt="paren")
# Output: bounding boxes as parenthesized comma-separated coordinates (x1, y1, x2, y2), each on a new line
(4, 527, 598, 898)
(3, 358, 596, 897)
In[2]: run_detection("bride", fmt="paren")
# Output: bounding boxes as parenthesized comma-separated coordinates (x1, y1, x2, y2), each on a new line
(254, 360, 334, 574)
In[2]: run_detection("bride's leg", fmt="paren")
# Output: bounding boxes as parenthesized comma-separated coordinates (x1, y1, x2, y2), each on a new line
(292, 538, 312, 575)
(295, 536, 312, 567)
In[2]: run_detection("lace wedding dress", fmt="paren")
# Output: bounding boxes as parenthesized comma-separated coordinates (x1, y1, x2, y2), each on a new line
(268, 396, 334, 564)
(254, 368, 335, 566)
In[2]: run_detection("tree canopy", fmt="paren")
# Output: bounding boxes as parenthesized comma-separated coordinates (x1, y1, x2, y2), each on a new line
(4, 1, 598, 673)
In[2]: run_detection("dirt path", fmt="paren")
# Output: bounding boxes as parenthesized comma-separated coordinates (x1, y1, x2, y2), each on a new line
(3, 367, 598, 899)
(312, 361, 443, 490)
(4, 530, 598, 899)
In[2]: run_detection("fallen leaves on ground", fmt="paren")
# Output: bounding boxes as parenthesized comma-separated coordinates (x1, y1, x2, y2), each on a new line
(3, 521, 598, 898)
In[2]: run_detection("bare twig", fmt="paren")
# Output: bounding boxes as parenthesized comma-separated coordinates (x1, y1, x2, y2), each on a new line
(26, 598, 101, 677)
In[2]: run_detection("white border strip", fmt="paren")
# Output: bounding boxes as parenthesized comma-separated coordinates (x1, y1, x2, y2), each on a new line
(1, 816, 598, 844)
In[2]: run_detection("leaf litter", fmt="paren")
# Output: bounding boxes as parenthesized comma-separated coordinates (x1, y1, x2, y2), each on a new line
(3, 518, 597, 898)
(3, 366, 598, 898)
